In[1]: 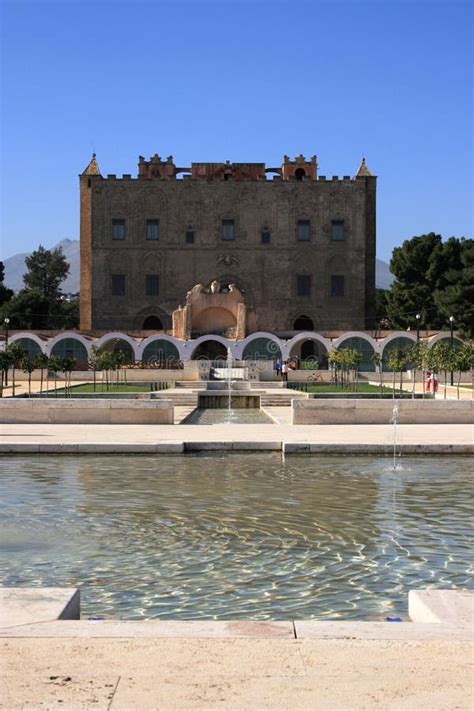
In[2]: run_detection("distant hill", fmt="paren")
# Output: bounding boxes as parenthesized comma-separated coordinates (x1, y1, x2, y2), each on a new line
(3, 239, 394, 293)
(3, 239, 80, 293)
(375, 258, 394, 290)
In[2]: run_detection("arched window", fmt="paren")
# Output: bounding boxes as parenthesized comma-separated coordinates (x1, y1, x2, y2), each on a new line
(14, 338, 42, 358)
(295, 168, 306, 181)
(293, 315, 314, 331)
(190, 340, 228, 360)
(337, 337, 375, 372)
(382, 337, 415, 372)
(142, 315, 163, 330)
(143, 339, 179, 364)
(51, 338, 88, 363)
(242, 338, 282, 362)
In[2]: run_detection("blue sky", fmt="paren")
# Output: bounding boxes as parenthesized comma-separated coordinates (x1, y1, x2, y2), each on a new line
(1, 0, 472, 262)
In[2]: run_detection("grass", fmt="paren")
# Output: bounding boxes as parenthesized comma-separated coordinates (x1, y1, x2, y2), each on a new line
(55, 383, 157, 393)
(294, 382, 398, 394)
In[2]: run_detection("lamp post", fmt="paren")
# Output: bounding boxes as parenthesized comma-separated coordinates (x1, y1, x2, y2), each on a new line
(3, 317, 10, 387)
(415, 313, 420, 342)
(449, 316, 454, 386)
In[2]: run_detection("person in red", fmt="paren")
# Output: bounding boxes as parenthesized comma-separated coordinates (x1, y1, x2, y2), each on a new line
(426, 371, 431, 393)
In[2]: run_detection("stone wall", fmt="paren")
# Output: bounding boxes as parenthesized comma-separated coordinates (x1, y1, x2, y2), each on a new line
(0, 399, 174, 424)
(292, 399, 473, 425)
(80, 159, 376, 333)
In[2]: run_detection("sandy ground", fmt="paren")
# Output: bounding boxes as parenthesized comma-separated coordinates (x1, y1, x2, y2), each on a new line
(1, 636, 473, 710)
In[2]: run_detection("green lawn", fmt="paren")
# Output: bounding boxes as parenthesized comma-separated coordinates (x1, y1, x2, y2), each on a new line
(294, 382, 398, 394)
(55, 383, 158, 393)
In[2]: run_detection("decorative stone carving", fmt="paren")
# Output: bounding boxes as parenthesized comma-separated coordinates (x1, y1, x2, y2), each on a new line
(210, 280, 221, 294)
(217, 254, 239, 267)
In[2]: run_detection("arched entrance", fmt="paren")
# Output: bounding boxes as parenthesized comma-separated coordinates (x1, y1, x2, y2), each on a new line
(242, 337, 282, 362)
(290, 338, 328, 369)
(191, 339, 228, 360)
(99, 338, 134, 362)
(142, 315, 163, 330)
(192, 307, 236, 336)
(293, 315, 314, 331)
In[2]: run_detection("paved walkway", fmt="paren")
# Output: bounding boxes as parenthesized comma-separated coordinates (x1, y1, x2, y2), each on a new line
(0, 422, 471, 453)
(1, 635, 471, 709)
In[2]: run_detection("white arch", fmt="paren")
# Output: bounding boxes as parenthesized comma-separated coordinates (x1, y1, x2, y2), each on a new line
(234, 331, 284, 360)
(188, 334, 232, 360)
(140, 334, 185, 360)
(8, 332, 47, 353)
(45, 332, 92, 356)
(333, 331, 379, 352)
(286, 332, 332, 359)
(95, 332, 140, 360)
(428, 331, 464, 348)
(380, 331, 417, 356)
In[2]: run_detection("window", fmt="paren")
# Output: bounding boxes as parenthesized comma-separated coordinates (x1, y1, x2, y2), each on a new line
(261, 230, 271, 244)
(297, 220, 310, 241)
(112, 219, 125, 240)
(222, 219, 235, 241)
(331, 220, 345, 241)
(111, 274, 125, 296)
(331, 275, 345, 297)
(146, 219, 160, 241)
(145, 274, 160, 297)
(185, 230, 195, 244)
(296, 274, 311, 297)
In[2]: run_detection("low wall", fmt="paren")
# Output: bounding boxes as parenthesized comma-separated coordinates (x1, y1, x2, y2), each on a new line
(292, 399, 474, 425)
(0, 399, 174, 424)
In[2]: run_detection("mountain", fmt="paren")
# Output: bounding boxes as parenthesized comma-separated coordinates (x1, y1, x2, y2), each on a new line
(3, 239, 80, 293)
(3, 239, 394, 293)
(375, 258, 394, 290)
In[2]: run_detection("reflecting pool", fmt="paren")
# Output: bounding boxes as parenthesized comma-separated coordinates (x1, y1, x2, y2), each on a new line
(0, 454, 472, 620)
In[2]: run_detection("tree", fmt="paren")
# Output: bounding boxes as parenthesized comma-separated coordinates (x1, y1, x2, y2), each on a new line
(453, 342, 473, 400)
(23, 245, 69, 299)
(0, 245, 79, 330)
(20, 356, 36, 397)
(430, 342, 456, 399)
(4, 342, 23, 396)
(47, 356, 62, 396)
(385, 347, 410, 397)
(33, 353, 50, 395)
(0, 262, 14, 307)
(386, 234, 473, 333)
(60, 357, 76, 396)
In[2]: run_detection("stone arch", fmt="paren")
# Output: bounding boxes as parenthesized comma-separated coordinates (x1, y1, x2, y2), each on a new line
(381, 336, 416, 372)
(48, 336, 89, 364)
(335, 333, 377, 372)
(9, 333, 46, 355)
(135, 306, 171, 331)
(9, 335, 43, 358)
(192, 307, 236, 336)
(95, 333, 139, 361)
(142, 338, 180, 364)
(293, 315, 314, 331)
(189, 337, 230, 360)
(287, 332, 331, 369)
(143, 315, 164, 330)
(240, 334, 282, 362)
(428, 332, 464, 348)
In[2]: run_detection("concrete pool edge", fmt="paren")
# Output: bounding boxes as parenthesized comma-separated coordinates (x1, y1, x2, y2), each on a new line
(0, 442, 472, 454)
(1, 589, 472, 641)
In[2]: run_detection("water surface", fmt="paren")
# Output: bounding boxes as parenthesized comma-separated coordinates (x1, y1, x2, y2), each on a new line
(0, 454, 471, 620)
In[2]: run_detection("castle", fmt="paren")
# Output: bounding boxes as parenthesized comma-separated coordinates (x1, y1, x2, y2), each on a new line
(80, 152, 376, 346)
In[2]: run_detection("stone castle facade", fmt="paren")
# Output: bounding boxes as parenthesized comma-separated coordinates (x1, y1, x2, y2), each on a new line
(80, 152, 376, 335)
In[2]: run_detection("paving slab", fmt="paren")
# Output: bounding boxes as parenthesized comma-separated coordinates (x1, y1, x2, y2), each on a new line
(0, 588, 79, 628)
(409, 589, 474, 625)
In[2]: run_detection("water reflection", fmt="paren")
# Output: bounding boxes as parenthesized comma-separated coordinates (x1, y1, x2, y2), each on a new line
(0, 454, 472, 620)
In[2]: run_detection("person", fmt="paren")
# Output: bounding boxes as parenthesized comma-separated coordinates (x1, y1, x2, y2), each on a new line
(282, 360, 289, 382)
(426, 371, 431, 393)
(432, 371, 439, 394)
(275, 357, 282, 379)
